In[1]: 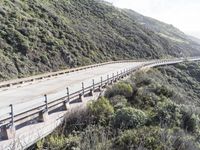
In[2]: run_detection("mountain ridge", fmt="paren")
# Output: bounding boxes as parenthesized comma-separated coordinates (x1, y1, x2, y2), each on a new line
(0, 0, 200, 81)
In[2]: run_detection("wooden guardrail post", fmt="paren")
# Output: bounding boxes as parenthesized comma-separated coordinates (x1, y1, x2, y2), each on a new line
(120, 70, 123, 78)
(98, 76, 103, 91)
(67, 87, 70, 102)
(106, 75, 109, 86)
(89, 79, 95, 96)
(111, 73, 114, 84)
(38, 94, 49, 122)
(82, 82, 85, 96)
(101, 76, 103, 87)
(124, 69, 127, 77)
(92, 79, 95, 91)
(45, 94, 48, 111)
(117, 71, 119, 79)
(79, 93, 84, 102)
(122, 69, 124, 78)
(79, 82, 85, 102)
(1, 104, 16, 140)
(10, 104, 14, 128)
(63, 87, 70, 110)
(114, 72, 117, 82)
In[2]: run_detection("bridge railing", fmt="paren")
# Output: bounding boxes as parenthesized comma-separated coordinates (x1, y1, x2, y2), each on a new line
(0, 57, 200, 141)
(0, 60, 147, 90)
(0, 63, 142, 140)
(3, 56, 200, 90)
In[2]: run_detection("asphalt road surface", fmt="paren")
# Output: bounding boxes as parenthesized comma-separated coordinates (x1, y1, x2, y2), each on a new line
(0, 62, 145, 116)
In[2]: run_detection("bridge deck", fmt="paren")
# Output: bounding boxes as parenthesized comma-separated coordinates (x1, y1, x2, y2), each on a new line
(0, 62, 143, 109)
(0, 57, 200, 150)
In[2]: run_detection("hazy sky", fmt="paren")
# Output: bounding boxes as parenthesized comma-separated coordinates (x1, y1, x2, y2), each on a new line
(105, 0, 200, 38)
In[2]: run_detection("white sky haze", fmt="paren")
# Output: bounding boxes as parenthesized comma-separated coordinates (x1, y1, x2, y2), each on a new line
(105, 0, 200, 38)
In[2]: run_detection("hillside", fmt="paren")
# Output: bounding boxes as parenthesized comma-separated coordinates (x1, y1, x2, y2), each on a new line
(0, 0, 200, 81)
(188, 35, 200, 45)
(31, 62, 200, 150)
(124, 9, 200, 53)
(124, 9, 187, 40)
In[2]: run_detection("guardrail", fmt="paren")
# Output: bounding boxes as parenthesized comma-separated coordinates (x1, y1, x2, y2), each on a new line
(3, 56, 200, 90)
(0, 64, 140, 140)
(0, 60, 147, 90)
(0, 57, 200, 141)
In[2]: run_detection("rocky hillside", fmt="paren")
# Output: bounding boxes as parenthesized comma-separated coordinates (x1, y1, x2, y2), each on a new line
(0, 0, 200, 81)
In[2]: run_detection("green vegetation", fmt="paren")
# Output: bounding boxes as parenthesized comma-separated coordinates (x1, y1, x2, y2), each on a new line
(30, 62, 200, 150)
(88, 97, 114, 125)
(105, 82, 133, 98)
(1, 0, 200, 81)
(113, 107, 147, 129)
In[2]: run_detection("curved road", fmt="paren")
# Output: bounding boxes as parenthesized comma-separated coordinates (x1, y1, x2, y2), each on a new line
(0, 57, 200, 150)
(0, 62, 145, 108)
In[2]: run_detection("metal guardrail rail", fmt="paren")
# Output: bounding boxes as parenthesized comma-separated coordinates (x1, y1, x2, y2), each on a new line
(0, 60, 147, 90)
(0, 66, 133, 126)
(0, 57, 200, 141)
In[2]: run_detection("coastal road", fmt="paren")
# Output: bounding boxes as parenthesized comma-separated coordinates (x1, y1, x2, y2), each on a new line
(0, 61, 146, 116)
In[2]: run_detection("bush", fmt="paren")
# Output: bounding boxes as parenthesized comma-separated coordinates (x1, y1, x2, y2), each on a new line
(47, 135, 67, 149)
(39, 134, 80, 150)
(79, 125, 112, 150)
(133, 88, 160, 109)
(171, 128, 200, 150)
(114, 127, 166, 150)
(62, 109, 92, 134)
(88, 97, 114, 125)
(114, 127, 200, 150)
(181, 110, 199, 133)
(113, 107, 146, 129)
(154, 84, 173, 98)
(151, 100, 181, 127)
(109, 95, 127, 110)
(134, 74, 152, 87)
(105, 82, 133, 98)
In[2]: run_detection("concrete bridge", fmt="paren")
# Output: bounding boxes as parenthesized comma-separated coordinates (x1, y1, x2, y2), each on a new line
(0, 57, 200, 150)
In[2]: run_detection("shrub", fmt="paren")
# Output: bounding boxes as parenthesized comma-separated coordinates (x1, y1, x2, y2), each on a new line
(40, 134, 79, 150)
(40, 55, 49, 64)
(47, 135, 66, 149)
(105, 82, 133, 98)
(175, 63, 187, 70)
(181, 110, 199, 133)
(133, 88, 159, 109)
(154, 85, 173, 98)
(35, 134, 72, 150)
(79, 125, 112, 150)
(135, 76, 152, 87)
(109, 95, 127, 109)
(151, 100, 181, 127)
(114, 127, 166, 150)
(88, 97, 114, 125)
(113, 107, 146, 129)
(62, 109, 91, 133)
(114, 127, 200, 150)
(171, 128, 200, 150)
